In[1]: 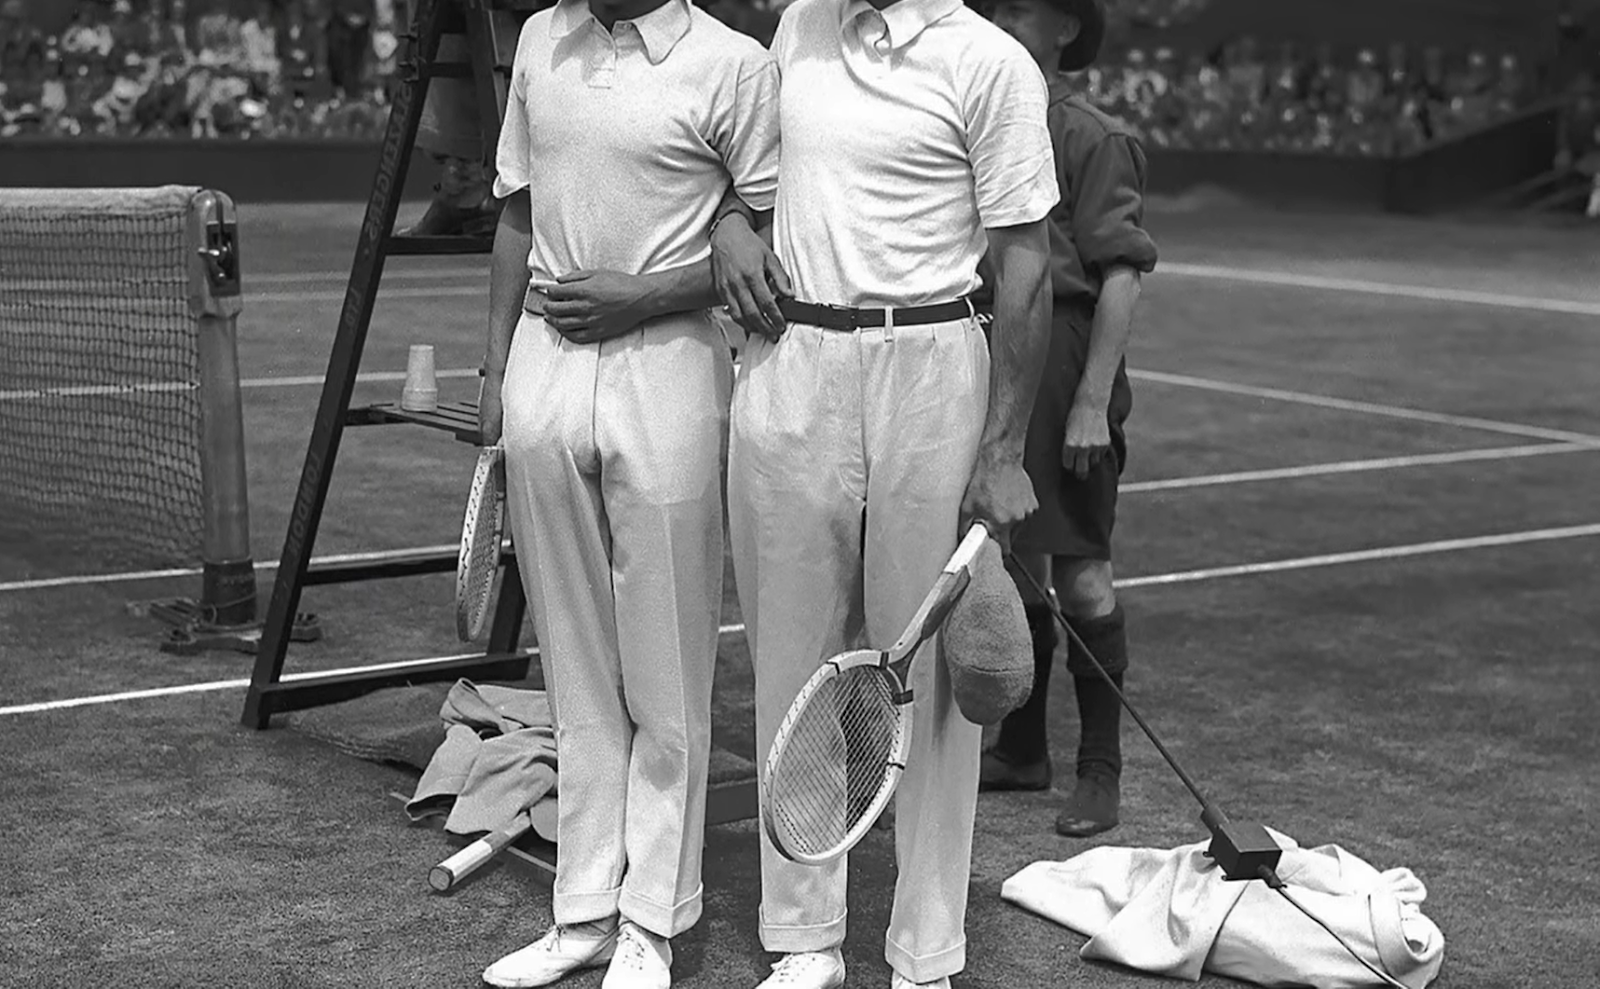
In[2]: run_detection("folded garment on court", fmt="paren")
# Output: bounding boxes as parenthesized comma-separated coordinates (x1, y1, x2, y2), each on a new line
(1001, 828, 1445, 989)
(405, 679, 558, 842)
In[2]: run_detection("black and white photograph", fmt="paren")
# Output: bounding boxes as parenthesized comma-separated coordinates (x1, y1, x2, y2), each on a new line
(1, 0, 1596, 986)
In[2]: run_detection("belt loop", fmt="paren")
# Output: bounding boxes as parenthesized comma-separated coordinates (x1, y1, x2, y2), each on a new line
(883, 305, 894, 341)
(964, 297, 975, 320)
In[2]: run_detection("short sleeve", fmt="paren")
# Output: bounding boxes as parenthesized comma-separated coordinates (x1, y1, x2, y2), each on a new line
(492, 20, 536, 199)
(709, 52, 781, 212)
(963, 47, 1058, 229)
(1069, 133, 1158, 276)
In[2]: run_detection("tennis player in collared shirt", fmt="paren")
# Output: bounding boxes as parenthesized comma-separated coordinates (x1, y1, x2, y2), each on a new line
(474, 1, 779, 987)
(710, 0, 1059, 987)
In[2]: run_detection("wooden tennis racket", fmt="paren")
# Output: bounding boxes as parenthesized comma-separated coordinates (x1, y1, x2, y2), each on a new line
(455, 444, 505, 641)
(761, 521, 991, 866)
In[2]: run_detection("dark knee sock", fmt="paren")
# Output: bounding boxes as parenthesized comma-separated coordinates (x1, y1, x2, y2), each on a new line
(1066, 605, 1128, 779)
(994, 603, 1057, 763)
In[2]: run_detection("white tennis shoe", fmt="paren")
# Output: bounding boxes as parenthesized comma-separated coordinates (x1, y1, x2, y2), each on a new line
(602, 922, 673, 989)
(756, 949, 846, 989)
(482, 921, 619, 988)
(890, 974, 950, 989)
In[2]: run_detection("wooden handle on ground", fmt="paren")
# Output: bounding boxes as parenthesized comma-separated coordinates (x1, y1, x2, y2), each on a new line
(428, 816, 533, 891)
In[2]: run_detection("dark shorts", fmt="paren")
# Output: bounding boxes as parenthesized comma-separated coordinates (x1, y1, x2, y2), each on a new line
(1011, 300, 1133, 561)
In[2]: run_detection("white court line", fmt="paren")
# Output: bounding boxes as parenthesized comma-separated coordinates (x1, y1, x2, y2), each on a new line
(253, 267, 482, 286)
(0, 369, 477, 401)
(1120, 441, 1600, 493)
(240, 368, 479, 389)
(0, 544, 459, 594)
(251, 286, 481, 304)
(1159, 262, 1600, 318)
(7, 439, 1599, 596)
(1117, 522, 1600, 589)
(244, 262, 1600, 317)
(1132, 368, 1600, 445)
(0, 624, 748, 717)
(6, 523, 1600, 716)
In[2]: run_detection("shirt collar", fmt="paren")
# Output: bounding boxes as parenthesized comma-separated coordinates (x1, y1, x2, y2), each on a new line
(549, 0, 692, 64)
(839, 0, 961, 51)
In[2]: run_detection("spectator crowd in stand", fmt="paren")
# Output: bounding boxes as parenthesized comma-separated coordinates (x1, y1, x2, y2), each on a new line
(0, 0, 1595, 168)
(1084, 41, 1539, 156)
(0, 0, 400, 138)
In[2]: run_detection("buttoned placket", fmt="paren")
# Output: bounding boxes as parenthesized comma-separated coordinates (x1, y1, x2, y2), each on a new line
(851, 11, 893, 62)
(587, 18, 618, 89)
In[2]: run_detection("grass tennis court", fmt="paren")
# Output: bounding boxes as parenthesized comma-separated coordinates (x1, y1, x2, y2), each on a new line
(1, 197, 1597, 988)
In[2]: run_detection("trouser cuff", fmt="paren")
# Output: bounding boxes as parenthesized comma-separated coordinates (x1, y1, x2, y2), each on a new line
(885, 933, 966, 983)
(553, 885, 622, 926)
(620, 884, 704, 939)
(759, 907, 847, 954)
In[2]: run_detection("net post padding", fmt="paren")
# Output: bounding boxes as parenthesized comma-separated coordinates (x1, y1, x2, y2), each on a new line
(186, 189, 256, 627)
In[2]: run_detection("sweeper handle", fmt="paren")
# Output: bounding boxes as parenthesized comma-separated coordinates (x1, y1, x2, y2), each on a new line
(1009, 562, 1282, 882)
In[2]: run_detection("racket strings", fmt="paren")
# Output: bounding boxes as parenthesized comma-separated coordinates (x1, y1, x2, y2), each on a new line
(464, 491, 500, 606)
(458, 452, 505, 640)
(769, 667, 899, 857)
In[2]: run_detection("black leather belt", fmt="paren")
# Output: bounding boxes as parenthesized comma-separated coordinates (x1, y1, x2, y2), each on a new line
(777, 297, 975, 332)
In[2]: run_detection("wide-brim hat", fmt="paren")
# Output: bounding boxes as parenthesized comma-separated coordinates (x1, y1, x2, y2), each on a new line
(1053, 0, 1106, 73)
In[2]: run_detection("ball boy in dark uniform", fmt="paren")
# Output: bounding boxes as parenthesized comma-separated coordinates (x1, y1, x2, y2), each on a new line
(982, 0, 1158, 838)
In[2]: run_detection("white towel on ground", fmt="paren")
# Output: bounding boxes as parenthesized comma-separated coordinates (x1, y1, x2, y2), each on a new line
(1000, 828, 1444, 988)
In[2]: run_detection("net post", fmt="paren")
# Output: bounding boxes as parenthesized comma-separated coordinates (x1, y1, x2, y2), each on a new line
(186, 189, 255, 628)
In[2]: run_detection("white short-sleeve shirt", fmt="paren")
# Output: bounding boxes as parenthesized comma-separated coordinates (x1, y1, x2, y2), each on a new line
(494, 0, 781, 281)
(770, 0, 1058, 308)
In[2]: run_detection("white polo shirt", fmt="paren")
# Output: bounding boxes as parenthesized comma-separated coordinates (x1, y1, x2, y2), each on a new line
(494, 0, 780, 281)
(770, 0, 1058, 308)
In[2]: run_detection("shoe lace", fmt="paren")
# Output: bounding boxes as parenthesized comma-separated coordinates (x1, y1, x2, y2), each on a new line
(613, 925, 649, 970)
(544, 922, 608, 953)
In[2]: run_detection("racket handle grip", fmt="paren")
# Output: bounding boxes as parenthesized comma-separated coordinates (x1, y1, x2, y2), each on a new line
(428, 817, 531, 891)
(915, 570, 970, 642)
(890, 523, 991, 657)
(946, 522, 991, 573)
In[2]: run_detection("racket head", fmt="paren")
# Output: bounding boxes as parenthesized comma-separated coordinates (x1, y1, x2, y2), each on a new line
(456, 445, 506, 641)
(761, 649, 913, 866)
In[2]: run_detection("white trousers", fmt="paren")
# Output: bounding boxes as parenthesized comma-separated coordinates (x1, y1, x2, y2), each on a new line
(728, 318, 990, 983)
(501, 310, 731, 937)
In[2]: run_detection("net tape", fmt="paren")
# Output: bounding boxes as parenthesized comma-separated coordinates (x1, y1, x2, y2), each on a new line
(0, 186, 206, 568)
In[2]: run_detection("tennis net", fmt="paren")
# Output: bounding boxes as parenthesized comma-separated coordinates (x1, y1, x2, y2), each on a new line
(0, 186, 208, 570)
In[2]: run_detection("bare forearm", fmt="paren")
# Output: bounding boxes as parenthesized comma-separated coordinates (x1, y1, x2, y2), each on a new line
(984, 245, 1052, 462)
(485, 192, 532, 376)
(631, 207, 775, 318)
(633, 260, 718, 316)
(1075, 268, 1141, 409)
